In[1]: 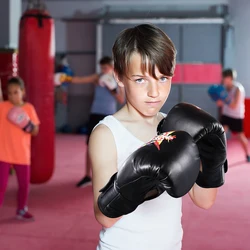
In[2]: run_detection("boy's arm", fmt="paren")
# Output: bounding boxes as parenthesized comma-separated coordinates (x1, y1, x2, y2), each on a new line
(111, 86, 125, 105)
(217, 87, 240, 109)
(188, 163, 218, 209)
(71, 74, 99, 84)
(89, 124, 122, 228)
(189, 184, 218, 209)
(228, 87, 240, 109)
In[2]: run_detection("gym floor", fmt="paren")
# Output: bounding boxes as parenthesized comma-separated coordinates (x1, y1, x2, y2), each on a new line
(0, 134, 249, 250)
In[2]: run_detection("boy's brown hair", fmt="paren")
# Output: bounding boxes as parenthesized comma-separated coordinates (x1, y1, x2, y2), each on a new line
(222, 68, 237, 80)
(112, 24, 177, 80)
(99, 56, 113, 66)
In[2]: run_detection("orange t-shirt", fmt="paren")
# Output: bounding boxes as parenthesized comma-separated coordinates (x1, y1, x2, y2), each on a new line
(0, 101, 40, 165)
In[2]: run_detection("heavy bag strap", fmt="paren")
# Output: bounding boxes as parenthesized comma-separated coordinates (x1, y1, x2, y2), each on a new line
(21, 12, 52, 28)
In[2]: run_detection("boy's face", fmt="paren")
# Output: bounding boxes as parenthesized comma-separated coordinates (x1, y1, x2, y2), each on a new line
(7, 84, 24, 105)
(222, 76, 233, 89)
(117, 52, 172, 117)
(100, 64, 113, 75)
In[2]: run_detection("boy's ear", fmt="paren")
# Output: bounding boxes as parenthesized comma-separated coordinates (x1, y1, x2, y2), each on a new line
(113, 71, 124, 88)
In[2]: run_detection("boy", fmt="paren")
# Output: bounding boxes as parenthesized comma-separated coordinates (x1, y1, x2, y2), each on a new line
(69, 57, 125, 187)
(217, 68, 250, 162)
(88, 24, 223, 250)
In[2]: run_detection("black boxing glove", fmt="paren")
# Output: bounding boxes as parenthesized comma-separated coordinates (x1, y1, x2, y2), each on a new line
(157, 102, 228, 188)
(98, 131, 200, 218)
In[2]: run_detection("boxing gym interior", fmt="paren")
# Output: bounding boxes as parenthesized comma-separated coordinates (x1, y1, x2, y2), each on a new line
(0, 0, 250, 249)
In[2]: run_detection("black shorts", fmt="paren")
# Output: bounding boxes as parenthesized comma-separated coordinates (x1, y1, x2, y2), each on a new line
(220, 115, 243, 133)
(86, 113, 106, 144)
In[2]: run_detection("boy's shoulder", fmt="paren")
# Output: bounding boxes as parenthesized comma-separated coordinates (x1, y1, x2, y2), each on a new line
(234, 81, 244, 91)
(93, 115, 115, 131)
(89, 121, 116, 149)
(91, 115, 121, 141)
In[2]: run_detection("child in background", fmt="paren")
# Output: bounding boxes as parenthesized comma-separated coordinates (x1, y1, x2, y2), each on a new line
(217, 69, 250, 161)
(0, 77, 40, 221)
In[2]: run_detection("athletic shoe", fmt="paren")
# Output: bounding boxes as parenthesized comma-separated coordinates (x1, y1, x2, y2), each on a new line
(16, 208, 34, 221)
(76, 176, 92, 188)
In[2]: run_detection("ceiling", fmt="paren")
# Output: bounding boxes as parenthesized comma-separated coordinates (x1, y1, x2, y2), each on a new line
(22, 0, 230, 19)
(22, 0, 229, 4)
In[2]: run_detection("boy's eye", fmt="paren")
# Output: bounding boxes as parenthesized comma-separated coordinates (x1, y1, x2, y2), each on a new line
(160, 77, 168, 82)
(135, 78, 145, 84)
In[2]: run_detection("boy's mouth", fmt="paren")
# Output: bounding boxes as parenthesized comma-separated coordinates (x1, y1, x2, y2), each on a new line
(145, 101, 161, 106)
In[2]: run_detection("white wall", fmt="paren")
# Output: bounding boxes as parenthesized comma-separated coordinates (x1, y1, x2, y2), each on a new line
(229, 0, 250, 97)
(0, 1, 10, 48)
(0, 0, 21, 48)
(9, 0, 22, 48)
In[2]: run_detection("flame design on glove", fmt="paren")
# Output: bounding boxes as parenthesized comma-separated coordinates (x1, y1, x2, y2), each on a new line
(147, 131, 176, 150)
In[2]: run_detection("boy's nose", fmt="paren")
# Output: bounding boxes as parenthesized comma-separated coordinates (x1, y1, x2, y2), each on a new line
(147, 81, 159, 98)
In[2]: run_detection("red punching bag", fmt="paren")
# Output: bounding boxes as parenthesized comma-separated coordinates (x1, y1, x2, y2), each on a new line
(18, 4, 55, 184)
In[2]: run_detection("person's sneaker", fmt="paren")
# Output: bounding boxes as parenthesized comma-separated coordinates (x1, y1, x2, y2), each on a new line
(16, 208, 34, 222)
(247, 155, 250, 162)
(76, 176, 92, 188)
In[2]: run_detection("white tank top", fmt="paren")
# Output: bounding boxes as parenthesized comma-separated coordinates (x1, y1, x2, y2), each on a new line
(222, 81, 245, 119)
(95, 115, 183, 250)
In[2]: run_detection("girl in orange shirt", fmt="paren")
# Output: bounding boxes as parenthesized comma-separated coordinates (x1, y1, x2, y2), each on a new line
(0, 77, 40, 221)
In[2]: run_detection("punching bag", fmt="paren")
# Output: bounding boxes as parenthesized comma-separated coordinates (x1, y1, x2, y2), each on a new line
(18, 4, 55, 184)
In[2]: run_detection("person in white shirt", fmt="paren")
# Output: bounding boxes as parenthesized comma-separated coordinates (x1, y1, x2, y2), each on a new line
(217, 68, 250, 162)
(89, 24, 223, 250)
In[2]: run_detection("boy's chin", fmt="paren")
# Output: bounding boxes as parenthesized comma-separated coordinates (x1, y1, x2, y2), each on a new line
(141, 109, 162, 117)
